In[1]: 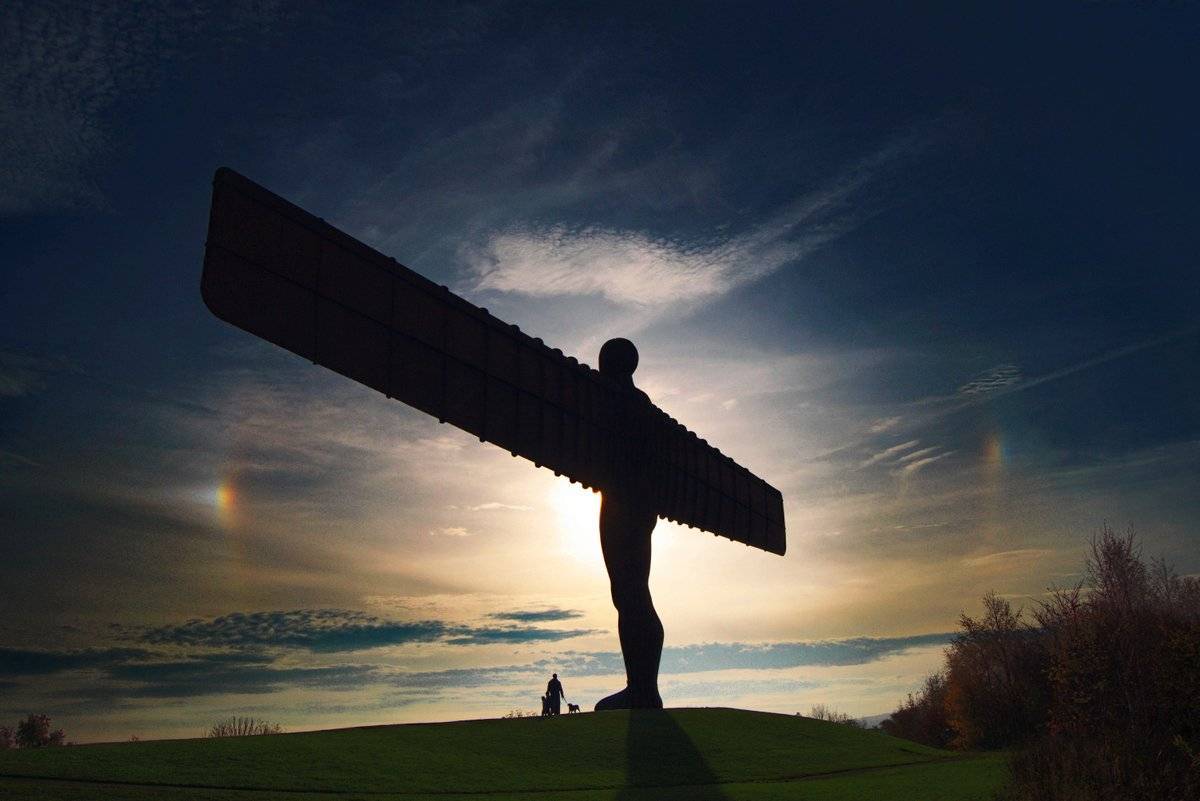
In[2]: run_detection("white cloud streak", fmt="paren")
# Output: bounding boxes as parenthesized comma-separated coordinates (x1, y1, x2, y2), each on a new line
(430, 527, 471, 538)
(957, 364, 1021, 395)
(467, 502, 533, 512)
(894, 451, 954, 476)
(461, 137, 921, 315)
(859, 440, 920, 468)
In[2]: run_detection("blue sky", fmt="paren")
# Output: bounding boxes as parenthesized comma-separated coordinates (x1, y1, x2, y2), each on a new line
(1, 2, 1197, 741)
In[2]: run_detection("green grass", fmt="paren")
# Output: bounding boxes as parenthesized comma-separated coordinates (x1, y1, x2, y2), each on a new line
(0, 708, 1007, 800)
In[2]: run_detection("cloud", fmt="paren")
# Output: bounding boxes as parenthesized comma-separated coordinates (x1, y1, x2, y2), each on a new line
(962, 548, 1056, 570)
(896, 446, 940, 464)
(141, 610, 450, 652)
(138, 609, 595, 653)
(657, 635, 954, 673)
(467, 502, 533, 512)
(859, 440, 920, 468)
(443, 626, 598, 645)
(869, 416, 902, 433)
(107, 656, 380, 699)
(0, 646, 153, 677)
(430, 526, 472, 537)
(895, 451, 955, 477)
(0, 449, 42, 468)
(957, 364, 1021, 395)
(0, 1, 282, 215)
(0, 350, 70, 397)
(5, 632, 951, 709)
(461, 137, 920, 314)
(488, 609, 584, 623)
(856, 439, 954, 477)
(546, 633, 955, 677)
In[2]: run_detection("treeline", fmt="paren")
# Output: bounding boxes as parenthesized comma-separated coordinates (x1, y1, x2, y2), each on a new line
(882, 527, 1200, 800)
(0, 714, 66, 749)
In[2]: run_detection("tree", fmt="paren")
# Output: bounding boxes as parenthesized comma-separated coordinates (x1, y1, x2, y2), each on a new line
(881, 671, 953, 747)
(206, 717, 282, 737)
(0, 726, 13, 750)
(806, 704, 861, 727)
(14, 714, 65, 748)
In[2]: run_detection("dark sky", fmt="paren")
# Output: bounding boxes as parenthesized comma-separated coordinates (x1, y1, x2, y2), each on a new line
(1, 2, 1197, 740)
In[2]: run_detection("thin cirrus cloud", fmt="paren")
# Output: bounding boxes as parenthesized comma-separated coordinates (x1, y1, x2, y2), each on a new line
(467, 502, 534, 512)
(487, 608, 584, 623)
(137, 609, 597, 653)
(857, 439, 954, 476)
(895, 450, 955, 477)
(1, 633, 953, 704)
(957, 364, 1022, 396)
(461, 136, 922, 314)
(859, 439, 921, 469)
(0, 1, 283, 216)
(430, 526, 472, 537)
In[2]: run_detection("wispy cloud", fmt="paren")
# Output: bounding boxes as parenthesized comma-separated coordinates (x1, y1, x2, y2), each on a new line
(896, 446, 940, 464)
(957, 364, 1021, 395)
(962, 548, 1056, 570)
(462, 136, 924, 316)
(138, 609, 595, 653)
(894, 451, 955, 476)
(0, 350, 69, 396)
(0, 2, 282, 215)
(467, 502, 533, 512)
(859, 440, 920, 468)
(0, 646, 153, 677)
(869, 416, 902, 434)
(430, 526, 472, 537)
(487, 608, 583, 623)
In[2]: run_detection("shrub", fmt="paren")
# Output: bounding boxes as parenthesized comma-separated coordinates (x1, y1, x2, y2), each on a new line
(885, 526, 1200, 799)
(0, 726, 12, 750)
(1008, 527, 1200, 800)
(805, 704, 862, 727)
(880, 671, 953, 747)
(943, 592, 1049, 749)
(206, 717, 282, 738)
(14, 714, 65, 748)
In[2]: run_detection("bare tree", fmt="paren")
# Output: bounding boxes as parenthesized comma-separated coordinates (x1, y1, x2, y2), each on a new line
(206, 717, 282, 738)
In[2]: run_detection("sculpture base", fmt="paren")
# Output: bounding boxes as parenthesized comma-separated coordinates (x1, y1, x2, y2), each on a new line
(594, 686, 664, 711)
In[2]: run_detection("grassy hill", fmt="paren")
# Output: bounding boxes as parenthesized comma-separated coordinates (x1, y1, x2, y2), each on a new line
(0, 708, 1006, 800)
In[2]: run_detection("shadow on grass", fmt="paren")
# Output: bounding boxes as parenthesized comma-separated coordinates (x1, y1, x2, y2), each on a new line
(618, 710, 730, 800)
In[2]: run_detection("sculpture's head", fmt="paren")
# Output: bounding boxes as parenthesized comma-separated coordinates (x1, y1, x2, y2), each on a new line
(599, 338, 638, 383)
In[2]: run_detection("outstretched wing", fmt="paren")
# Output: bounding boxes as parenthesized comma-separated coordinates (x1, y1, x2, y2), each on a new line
(201, 168, 785, 555)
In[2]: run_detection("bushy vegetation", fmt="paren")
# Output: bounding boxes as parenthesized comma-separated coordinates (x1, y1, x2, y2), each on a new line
(501, 708, 533, 718)
(206, 716, 282, 738)
(883, 526, 1200, 800)
(805, 704, 862, 728)
(0, 715, 66, 749)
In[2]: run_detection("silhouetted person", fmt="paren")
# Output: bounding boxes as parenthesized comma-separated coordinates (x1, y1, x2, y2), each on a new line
(594, 338, 665, 711)
(546, 673, 566, 715)
(540, 694, 551, 716)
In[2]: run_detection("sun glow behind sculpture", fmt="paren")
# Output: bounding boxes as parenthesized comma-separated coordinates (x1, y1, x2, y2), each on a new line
(551, 478, 602, 561)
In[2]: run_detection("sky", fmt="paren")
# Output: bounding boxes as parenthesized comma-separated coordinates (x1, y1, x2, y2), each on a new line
(1, 2, 1198, 742)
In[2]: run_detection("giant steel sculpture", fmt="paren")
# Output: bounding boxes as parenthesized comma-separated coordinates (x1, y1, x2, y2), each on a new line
(201, 168, 786, 709)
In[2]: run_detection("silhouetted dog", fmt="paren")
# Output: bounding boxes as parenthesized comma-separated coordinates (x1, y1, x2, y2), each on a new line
(567, 703, 580, 713)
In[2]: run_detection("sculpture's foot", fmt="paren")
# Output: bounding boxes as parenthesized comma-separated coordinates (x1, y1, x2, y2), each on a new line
(594, 686, 663, 711)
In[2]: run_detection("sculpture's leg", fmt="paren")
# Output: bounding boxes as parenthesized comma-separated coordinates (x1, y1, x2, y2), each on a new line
(595, 490, 664, 711)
